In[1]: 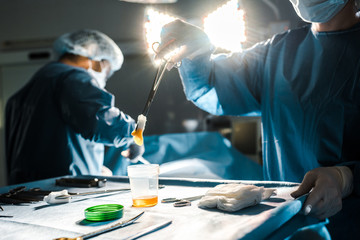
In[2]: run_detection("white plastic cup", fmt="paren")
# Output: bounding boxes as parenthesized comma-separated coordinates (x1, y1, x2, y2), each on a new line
(127, 164, 159, 207)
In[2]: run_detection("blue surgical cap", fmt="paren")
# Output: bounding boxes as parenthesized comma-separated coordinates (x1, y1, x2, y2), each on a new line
(53, 29, 124, 72)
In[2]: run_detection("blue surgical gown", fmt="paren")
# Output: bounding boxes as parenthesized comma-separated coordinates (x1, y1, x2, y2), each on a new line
(179, 23, 360, 194)
(5, 62, 135, 184)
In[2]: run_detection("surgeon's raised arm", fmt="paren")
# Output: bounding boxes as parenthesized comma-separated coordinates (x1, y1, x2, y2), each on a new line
(156, 20, 268, 116)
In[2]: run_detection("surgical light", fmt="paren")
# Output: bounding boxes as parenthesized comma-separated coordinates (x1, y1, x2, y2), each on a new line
(120, 0, 177, 3)
(204, 0, 246, 52)
(145, 8, 177, 65)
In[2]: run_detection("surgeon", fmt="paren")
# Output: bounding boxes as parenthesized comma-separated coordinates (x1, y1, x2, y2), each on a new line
(5, 29, 144, 185)
(155, 0, 360, 238)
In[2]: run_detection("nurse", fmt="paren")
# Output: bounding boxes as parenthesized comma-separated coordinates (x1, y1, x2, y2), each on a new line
(156, 0, 360, 226)
(6, 29, 144, 184)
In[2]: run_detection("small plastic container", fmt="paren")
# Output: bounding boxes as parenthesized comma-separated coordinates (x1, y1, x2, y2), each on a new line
(127, 164, 159, 207)
(84, 204, 124, 221)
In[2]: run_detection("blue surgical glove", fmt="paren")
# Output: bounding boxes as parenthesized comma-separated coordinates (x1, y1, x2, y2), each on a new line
(156, 19, 214, 70)
(121, 142, 145, 161)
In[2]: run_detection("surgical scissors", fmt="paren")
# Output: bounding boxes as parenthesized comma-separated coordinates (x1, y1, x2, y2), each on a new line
(161, 195, 204, 207)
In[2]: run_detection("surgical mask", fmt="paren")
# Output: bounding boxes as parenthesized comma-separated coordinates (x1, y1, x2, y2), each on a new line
(289, 0, 349, 23)
(87, 60, 107, 89)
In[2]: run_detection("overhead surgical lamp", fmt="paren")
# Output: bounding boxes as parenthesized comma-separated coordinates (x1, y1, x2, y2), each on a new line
(144, 0, 246, 65)
(144, 8, 177, 65)
(120, 0, 177, 3)
(204, 0, 246, 52)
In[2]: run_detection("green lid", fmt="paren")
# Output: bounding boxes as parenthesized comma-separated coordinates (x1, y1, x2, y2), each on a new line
(85, 204, 124, 222)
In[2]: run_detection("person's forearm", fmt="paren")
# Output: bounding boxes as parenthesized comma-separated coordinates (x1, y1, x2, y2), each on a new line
(351, 163, 360, 195)
(178, 53, 225, 115)
(334, 166, 354, 198)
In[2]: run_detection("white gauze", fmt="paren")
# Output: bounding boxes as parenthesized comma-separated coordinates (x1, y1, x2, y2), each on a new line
(198, 184, 276, 212)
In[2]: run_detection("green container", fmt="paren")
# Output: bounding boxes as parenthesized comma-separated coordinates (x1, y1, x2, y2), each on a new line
(84, 204, 124, 221)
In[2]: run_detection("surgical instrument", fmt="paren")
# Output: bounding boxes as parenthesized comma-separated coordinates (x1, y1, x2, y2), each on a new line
(142, 58, 170, 118)
(0, 186, 40, 204)
(161, 195, 204, 207)
(53, 211, 144, 240)
(56, 177, 107, 188)
(0, 205, 12, 218)
(132, 41, 181, 146)
(141, 41, 181, 117)
(173, 200, 192, 207)
(55, 188, 131, 200)
(131, 58, 170, 146)
(122, 220, 172, 240)
(161, 195, 204, 203)
(54, 185, 165, 200)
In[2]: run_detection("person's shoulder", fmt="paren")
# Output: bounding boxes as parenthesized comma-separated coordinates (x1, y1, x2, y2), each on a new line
(35, 61, 83, 77)
(52, 62, 91, 82)
(41, 61, 72, 71)
(269, 24, 311, 46)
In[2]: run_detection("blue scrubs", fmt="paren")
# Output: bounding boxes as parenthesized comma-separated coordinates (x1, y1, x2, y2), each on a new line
(179, 23, 360, 193)
(6, 62, 135, 184)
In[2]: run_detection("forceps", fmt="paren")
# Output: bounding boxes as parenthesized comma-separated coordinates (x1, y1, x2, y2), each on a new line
(140, 42, 181, 118)
(141, 57, 170, 117)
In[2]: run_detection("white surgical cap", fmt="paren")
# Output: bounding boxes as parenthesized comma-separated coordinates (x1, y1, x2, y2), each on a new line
(53, 29, 124, 72)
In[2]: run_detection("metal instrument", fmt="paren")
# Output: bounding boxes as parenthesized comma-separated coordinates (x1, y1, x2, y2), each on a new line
(161, 195, 204, 203)
(55, 188, 131, 200)
(141, 59, 170, 118)
(0, 186, 47, 204)
(122, 220, 172, 240)
(161, 195, 204, 207)
(138, 40, 181, 119)
(0, 205, 13, 218)
(53, 211, 144, 240)
(55, 184, 165, 200)
(56, 177, 107, 188)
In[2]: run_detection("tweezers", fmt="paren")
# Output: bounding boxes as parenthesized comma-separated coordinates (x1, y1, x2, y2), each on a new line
(55, 188, 131, 199)
(55, 185, 166, 200)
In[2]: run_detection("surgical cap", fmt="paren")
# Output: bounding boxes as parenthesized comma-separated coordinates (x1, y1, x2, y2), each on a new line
(53, 29, 124, 72)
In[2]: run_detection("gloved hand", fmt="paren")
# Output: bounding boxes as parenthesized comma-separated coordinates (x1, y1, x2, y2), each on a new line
(101, 166, 113, 176)
(156, 19, 214, 70)
(121, 142, 145, 162)
(291, 166, 353, 220)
